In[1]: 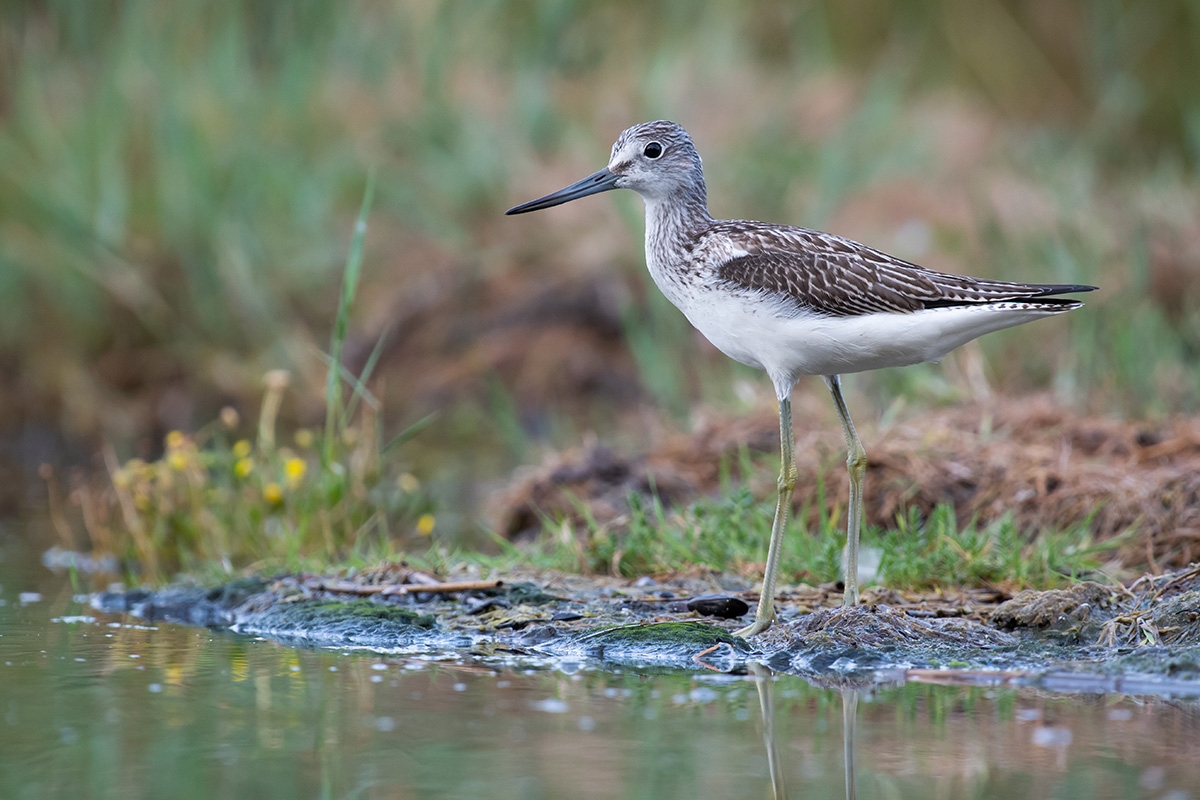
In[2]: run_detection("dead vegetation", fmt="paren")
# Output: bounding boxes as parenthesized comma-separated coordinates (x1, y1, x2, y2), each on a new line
(492, 395, 1200, 572)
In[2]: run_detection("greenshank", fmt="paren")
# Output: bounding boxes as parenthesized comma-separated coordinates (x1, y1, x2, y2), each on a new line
(506, 120, 1095, 637)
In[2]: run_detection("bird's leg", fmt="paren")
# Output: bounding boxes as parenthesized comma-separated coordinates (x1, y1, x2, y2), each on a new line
(736, 395, 797, 637)
(825, 375, 865, 607)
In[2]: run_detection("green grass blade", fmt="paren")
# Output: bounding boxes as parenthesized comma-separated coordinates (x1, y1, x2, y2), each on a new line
(343, 330, 389, 422)
(323, 170, 376, 464)
(383, 412, 437, 455)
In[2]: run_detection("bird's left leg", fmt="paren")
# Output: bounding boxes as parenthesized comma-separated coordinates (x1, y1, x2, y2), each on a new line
(825, 375, 865, 607)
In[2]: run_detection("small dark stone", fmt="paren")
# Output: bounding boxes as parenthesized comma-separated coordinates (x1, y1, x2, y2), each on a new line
(618, 600, 660, 614)
(494, 618, 532, 630)
(465, 597, 511, 615)
(686, 594, 751, 619)
(504, 582, 558, 605)
(511, 625, 560, 645)
(551, 610, 583, 622)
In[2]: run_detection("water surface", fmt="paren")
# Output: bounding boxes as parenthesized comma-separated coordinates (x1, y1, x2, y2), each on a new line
(2, 544, 1198, 799)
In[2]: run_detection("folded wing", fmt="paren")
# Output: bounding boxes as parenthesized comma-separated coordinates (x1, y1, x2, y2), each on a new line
(712, 224, 1096, 317)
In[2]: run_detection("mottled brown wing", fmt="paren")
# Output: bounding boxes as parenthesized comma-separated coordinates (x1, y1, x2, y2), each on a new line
(714, 228, 1094, 316)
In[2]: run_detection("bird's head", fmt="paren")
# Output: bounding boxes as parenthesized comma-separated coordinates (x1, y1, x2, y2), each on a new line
(505, 120, 704, 215)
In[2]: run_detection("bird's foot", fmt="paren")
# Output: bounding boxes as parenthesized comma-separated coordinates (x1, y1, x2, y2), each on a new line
(734, 614, 775, 638)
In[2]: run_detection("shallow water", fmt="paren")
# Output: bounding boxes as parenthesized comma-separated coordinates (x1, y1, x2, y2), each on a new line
(3, 546, 1200, 799)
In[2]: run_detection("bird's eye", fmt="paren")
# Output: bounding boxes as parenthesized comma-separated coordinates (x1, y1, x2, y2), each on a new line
(643, 142, 663, 159)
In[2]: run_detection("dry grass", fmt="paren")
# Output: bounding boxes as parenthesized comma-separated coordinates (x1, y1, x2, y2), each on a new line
(492, 394, 1200, 572)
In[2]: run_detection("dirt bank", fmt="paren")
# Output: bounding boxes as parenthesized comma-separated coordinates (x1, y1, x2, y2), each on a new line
(494, 395, 1200, 569)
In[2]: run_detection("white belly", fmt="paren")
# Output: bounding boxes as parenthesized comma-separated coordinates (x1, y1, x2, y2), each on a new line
(675, 288, 1061, 387)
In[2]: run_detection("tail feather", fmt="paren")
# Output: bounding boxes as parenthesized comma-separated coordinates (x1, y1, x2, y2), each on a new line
(1027, 283, 1099, 298)
(925, 283, 1096, 310)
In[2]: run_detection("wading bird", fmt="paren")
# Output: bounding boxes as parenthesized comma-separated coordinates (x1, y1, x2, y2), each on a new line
(506, 121, 1094, 636)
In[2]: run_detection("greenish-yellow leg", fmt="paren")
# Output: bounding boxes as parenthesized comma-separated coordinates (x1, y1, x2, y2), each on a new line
(826, 375, 865, 607)
(736, 396, 797, 637)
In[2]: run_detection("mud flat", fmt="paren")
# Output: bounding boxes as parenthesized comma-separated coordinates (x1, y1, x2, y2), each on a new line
(91, 562, 1200, 695)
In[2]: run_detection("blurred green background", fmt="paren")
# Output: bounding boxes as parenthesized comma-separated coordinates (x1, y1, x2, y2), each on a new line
(1, 0, 1197, 514)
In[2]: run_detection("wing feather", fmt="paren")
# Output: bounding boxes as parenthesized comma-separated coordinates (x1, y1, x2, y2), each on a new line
(706, 222, 1094, 316)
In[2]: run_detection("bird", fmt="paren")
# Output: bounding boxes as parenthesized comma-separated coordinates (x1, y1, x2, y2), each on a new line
(506, 120, 1095, 637)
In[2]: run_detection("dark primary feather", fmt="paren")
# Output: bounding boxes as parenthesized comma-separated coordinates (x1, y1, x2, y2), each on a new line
(713, 225, 1096, 317)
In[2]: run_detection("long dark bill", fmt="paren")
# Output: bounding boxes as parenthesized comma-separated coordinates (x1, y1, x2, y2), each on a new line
(505, 168, 619, 215)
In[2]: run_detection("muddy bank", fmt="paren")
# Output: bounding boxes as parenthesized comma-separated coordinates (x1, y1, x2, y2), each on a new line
(92, 562, 1200, 688)
(493, 396, 1200, 570)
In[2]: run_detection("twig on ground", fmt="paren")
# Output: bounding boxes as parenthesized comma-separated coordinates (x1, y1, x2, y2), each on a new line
(316, 579, 504, 596)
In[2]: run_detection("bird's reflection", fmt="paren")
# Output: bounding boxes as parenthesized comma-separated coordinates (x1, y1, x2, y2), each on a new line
(750, 665, 859, 800)
(751, 664, 790, 800)
(842, 686, 859, 800)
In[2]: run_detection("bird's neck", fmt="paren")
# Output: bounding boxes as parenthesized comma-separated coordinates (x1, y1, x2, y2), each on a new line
(643, 181, 712, 265)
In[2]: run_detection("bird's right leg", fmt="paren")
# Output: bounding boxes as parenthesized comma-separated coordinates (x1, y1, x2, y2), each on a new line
(736, 393, 797, 637)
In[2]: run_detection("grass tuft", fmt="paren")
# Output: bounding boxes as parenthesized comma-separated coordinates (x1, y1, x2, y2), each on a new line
(52, 179, 435, 581)
(501, 489, 1123, 592)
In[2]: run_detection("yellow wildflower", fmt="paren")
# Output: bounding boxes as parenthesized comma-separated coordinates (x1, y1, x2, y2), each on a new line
(416, 513, 435, 536)
(167, 451, 189, 472)
(284, 457, 307, 489)
(234, 457, 254, 478)
(165, 430, 186, 450)
(398, 473, 420, 493)
(232, 439, 252, 459)
(262, 482, 283, 505)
